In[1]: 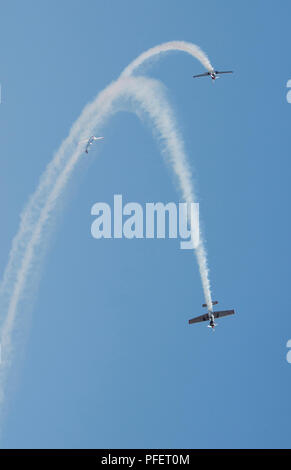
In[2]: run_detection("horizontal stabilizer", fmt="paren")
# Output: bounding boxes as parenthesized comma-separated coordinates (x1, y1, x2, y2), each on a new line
(202, 300, 218, 308)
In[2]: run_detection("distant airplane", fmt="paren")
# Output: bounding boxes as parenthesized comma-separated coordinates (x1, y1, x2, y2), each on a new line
(193, 69, 233, 82)
(188, 301, 235, 330)
(79, 136, 104, 154)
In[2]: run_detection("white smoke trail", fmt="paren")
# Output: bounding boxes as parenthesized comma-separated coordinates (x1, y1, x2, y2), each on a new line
(0, 41, 213, 410)
(121, 40, 213, 77)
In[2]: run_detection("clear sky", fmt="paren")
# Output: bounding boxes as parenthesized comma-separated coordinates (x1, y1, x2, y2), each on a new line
(0, 0, 290, 449)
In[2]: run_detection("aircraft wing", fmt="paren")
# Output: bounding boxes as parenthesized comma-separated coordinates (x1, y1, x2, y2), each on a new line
(188, 313, 209, 324)
(192, 72, 210, 78)
(215, 71, 233, 75)
(213, 309, 235, 319)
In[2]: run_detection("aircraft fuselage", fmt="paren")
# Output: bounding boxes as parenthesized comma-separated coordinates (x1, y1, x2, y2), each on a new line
(208, 313, 216, 329)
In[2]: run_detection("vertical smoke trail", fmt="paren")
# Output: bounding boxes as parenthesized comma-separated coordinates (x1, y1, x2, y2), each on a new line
(0, 41, 213, 410)
(121, 41, 213, 311)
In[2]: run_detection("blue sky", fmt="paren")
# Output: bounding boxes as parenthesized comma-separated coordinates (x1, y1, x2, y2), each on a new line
(0, 0, 291, 448)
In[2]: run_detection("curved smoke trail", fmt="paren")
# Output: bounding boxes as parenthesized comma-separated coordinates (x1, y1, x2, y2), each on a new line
(0, 41, 213, 409)
(121, 40, 213, 77)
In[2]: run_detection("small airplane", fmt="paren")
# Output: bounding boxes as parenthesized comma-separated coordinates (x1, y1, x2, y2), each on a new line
(79, 136, 104, 154)
(188, 301, 235, 330)
(193, 69, 233, 82)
